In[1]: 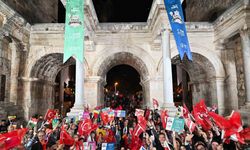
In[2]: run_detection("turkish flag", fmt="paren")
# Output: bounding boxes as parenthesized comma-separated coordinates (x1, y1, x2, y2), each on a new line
(0, 128, 28, 149)
(208, 111, 230, 130)
(240, 127, 250, 141)
(161, 110, 168, 129)
(133, 116, 147, 137)
(129, 136, 142, 150)
(230, 133, 245, 144)
(153, 98, 159, 109)
(229, 111, 242, 132)
(193, 106, 211, 131)
(192, 100, 212, 131)
(185, 118, 196, 133)
(78, 119, 98, 136)
(101, 112, 109, 125)
(44, 109, 57, 121)
(60, 128, 74, 146)
(183, 104, 190, 119)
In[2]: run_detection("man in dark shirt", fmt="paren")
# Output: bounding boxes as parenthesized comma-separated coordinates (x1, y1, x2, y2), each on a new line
(31, 131, 47, 150)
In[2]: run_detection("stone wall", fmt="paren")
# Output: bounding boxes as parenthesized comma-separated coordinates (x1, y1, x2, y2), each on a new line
(0, 37, 12, 102)
(185, 0, 238, 22)
(2, 0, 58, 23)
(234, 36, 246, 107)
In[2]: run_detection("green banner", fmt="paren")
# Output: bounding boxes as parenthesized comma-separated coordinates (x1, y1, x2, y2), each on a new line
(63, 0, 84, 63)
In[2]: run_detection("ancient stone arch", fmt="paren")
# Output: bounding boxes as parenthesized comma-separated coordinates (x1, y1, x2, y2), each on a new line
(96, 52, 149, 80)
(28, 53, 90, 80)
(171, 53, 217, 105)
(92, 45, 156, 78)
(92, 50, 153, 106)
(28, 53, 90, 116)
(156, 45, 226, 113)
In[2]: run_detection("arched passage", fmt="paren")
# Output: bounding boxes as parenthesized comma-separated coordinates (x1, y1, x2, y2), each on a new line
(29, 53, 77, 116)
(171, 53, 217, 110)
(93, 52, 150, 107)
(104, 64, 143, 109)
(157, 52, 220, 110)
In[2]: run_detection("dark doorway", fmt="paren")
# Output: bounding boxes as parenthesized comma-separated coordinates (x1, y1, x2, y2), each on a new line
(172, 64, 192, 109)
(0, 75, 6, 101)
(104, 65, 143, 110)
(54, 65, 76, 116)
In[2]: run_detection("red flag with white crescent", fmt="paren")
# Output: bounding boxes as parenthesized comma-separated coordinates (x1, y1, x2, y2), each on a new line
(161, 110, 168, 129)
(44, 109, 57, 121)
(185, 118, 196, 133)
(133, 116, 147, 137)
(183, 104, 190, 119)
(78, 119, 98, 136)
(60, 128, 74, 146)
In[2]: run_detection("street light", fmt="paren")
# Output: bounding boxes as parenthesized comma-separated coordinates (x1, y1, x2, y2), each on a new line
(114, 82, 118, 94)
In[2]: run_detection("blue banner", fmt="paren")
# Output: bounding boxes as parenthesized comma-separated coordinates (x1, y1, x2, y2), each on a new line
(107, 143, 115, 150)
(115, 110, 126, 117)
(102, 143, 115, 150)
(164, 0, 192, 60)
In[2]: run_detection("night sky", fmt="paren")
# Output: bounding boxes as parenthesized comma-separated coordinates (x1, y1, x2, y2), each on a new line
(92, 0, 153, 22)
(105, 65, 142, 95)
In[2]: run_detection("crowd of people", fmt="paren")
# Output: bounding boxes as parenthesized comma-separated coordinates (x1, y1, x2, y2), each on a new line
(0, 98, 250, 150)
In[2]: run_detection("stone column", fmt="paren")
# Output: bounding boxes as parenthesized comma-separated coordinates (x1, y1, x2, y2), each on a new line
(9, 43, 19, 104)
(67, 58, 85, 117)
(18, 77, 37, 120)
(215, 77, 225, 115)
(161, 28, 176, 116)
(85, 76, 105, 108)
(240, 28, 250, 106)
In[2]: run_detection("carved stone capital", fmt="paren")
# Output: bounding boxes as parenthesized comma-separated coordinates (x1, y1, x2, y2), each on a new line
(215, 38, 227, 51)
(239, 24, 250, 38)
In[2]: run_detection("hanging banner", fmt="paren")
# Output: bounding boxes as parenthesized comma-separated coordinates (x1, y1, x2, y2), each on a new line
(63, 0, 84, 63)
(164, 0, 192, 60)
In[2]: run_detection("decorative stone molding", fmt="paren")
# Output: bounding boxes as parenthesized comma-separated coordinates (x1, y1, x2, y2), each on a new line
(214, 0, 249, 41)
(239, 24, 250, 39)
(31, 24, 65, 32)
(85, 40, 95, 51)
(85, 76, 105, 84)
(0, 12, 7, 28)
(96, 23, 149, 33)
